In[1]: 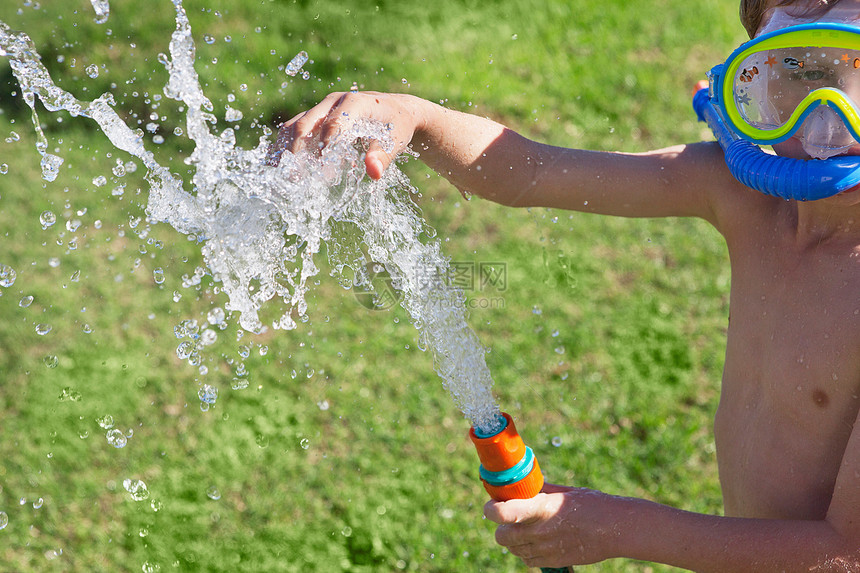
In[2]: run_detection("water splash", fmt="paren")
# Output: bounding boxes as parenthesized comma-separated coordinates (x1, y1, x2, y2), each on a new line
(0, 0, 502, 433)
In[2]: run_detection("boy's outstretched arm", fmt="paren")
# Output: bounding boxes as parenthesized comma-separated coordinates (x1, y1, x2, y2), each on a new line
(267, 91, 735, 224)
(485, 408, 860, 572)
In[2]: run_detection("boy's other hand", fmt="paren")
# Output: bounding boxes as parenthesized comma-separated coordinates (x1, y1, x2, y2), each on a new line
(483, 484, 620, 568)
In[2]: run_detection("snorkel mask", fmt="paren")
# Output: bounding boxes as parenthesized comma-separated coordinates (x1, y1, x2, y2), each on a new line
(694, 7, 860, 200)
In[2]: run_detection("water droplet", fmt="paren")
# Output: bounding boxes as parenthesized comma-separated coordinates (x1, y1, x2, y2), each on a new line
(341, 526, 353, 537)
(43, 355, 59, 368)
(203, 34, 215, 44)
(85, 64, 99, 78)
(176, 340, 194, 359)
(123, 479, 150, 501)
(0, 164, 8, 175)
(106, 428, 127, 448)
(153, 267, 165, 284)
(150, 499, 163, 512)
(224, 106, 243, 122)
(35, 324, 52, 336)
(0, 264, 17, 287)
(206, 486, 221, 500)
(141, 561, 161, 573)
(206, 307, 225, 325)
(551, 436, 562, 447)
(200, 329, 217, 346)
(317, 399, 330, 411)
(554, 346, 565, 355)
(40, 154, 63, 182)
(19, 295, 34, 308)
(299, 438, 309, 450)
(92, 175, 107, 187)
(5, 131, 19, 143)
(90, 0, 110, 23)
(96, 414, 115, 429)
(255, 434, 269, 448)
(198, 384, 218, 405)
(0, 511, 7, 530)
(230, 377, 248, 390)
(285, 50, 308, 76)
(32, 498, 44, 509)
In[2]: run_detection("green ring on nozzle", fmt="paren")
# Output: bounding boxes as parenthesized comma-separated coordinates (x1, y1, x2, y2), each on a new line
(479, 446, 537, 486)
(471, 414, 508, 439)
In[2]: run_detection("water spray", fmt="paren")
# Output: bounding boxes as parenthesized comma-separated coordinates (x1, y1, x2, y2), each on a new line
(469, 412, 572, 573)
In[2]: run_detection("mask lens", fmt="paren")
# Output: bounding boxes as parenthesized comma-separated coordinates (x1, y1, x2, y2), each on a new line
(732, 46, 860, 134)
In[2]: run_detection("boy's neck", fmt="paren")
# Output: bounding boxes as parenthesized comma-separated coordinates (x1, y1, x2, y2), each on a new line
(793, 198, 860, 247)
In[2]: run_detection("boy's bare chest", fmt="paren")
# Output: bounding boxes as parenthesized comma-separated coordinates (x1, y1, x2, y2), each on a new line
(716, 242, 860, 518)
(725, 244, 860, 400)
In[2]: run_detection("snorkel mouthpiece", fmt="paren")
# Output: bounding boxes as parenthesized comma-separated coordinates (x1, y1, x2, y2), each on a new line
(801, 105, 856, 160)
(693, 84, 860, 200)
(469, 412, 544, 501)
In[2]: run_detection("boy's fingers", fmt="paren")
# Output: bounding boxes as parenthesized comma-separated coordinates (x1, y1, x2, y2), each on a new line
(483, 496, 546, 525)
(365, 141, 392, 180)
(265, 93, 348, 166)
(264, 111, 309, 166)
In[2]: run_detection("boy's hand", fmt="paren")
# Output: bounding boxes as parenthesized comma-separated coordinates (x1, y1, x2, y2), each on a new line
(265, 91, 426, 179)
(483, 484, 620, 568)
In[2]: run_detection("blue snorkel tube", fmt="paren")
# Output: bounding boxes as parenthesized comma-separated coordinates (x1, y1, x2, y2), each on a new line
(692, 79, 860, 201)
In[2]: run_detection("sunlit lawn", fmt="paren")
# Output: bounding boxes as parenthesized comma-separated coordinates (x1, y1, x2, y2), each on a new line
(0, 1, 746, 571)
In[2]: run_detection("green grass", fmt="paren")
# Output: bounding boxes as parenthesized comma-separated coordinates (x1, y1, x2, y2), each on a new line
(0, 0, 745, 571)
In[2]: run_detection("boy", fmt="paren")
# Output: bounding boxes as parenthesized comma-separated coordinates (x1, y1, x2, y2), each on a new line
(268, 0, 860, 569)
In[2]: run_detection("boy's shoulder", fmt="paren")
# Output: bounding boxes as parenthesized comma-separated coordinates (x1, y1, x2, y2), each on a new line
(682, 141, 785, 236)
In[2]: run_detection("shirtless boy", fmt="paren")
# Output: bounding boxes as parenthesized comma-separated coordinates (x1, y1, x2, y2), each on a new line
(268, 1, 860, 570)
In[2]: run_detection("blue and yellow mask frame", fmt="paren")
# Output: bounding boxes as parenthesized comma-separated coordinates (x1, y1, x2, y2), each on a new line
(694, 22, 860, 200)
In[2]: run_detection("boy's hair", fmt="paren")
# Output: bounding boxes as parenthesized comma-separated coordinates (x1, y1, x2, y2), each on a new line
(740, 0, 844, 37)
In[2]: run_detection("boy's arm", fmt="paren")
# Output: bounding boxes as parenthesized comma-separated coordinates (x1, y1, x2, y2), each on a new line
(485, 408, 860, 572)
(269, 92, 736, 225)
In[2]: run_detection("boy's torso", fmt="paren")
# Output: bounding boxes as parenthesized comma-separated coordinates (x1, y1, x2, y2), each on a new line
(715, 201, 860, 520)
